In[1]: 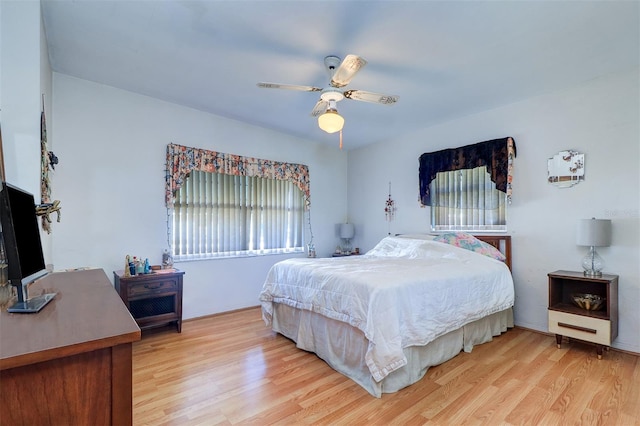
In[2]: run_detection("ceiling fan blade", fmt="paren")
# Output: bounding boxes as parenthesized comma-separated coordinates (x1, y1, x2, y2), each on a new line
(330, 54, 367, 88)
(343, 90, 399, 105)
(310, 99, 329, 117)
(257, 82, 323, 92)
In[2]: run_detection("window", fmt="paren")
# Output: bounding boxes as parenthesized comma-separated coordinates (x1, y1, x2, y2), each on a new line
(418, 137, 516, 233)
(165, 144, 310, 261)
(430, 166, 506, 232)
(172, 171, 305, 259)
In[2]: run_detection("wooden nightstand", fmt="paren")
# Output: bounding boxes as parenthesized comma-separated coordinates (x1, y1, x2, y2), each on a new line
(548, 270, 618, 359)
(114, 269, 184, 333)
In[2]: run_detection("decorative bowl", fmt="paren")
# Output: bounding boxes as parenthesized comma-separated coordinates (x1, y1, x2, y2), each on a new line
(571, 293, 605, 311)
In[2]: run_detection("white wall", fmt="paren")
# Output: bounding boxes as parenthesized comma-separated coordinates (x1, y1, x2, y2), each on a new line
(51, 73, 348, 319)
(348, 68, 640, 353)
(0, 0, 42, 194)
(40, 5, 54, 263)
(0, 0, 54, 263)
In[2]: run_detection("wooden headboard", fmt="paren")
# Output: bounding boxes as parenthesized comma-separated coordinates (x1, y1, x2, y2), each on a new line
(476, 235, 512, 271)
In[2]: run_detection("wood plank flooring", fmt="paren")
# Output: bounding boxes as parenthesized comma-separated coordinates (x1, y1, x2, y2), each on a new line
(133, 307, 640, 425)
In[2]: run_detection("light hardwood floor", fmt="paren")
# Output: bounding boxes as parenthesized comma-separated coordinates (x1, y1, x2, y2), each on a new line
(133, 307, 639, 425)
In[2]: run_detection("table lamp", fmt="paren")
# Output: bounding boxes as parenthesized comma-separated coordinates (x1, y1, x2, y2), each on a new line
(576, 218, 611, 277)
(340, 223, 355, 254)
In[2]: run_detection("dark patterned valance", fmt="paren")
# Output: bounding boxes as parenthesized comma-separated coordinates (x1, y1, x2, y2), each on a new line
(165, 143, 310, 209)
(419, 137, 516, 206)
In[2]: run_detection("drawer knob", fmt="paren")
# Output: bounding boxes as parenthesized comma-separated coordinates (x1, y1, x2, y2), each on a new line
(144, 284, 162, 290)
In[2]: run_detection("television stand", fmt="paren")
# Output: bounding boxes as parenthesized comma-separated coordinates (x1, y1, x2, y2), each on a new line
(7, 292, 57, 313)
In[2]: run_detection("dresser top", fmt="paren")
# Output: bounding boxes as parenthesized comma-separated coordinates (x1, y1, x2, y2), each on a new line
(1, 269, 141, 370)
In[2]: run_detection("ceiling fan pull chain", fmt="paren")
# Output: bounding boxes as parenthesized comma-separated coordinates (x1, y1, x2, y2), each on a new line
(339, 130, 343, 150)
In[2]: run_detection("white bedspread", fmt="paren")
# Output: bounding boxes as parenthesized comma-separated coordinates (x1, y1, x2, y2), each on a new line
(259, 236, 514, 382)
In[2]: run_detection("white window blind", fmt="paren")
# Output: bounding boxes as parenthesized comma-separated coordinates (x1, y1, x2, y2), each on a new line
(430, 166, 507, 232)
(172, 170, 305, 259)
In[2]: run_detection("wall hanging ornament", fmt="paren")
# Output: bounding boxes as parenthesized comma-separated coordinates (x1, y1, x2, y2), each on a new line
(39, 95, 61, 233)
(547, 150, 584, 188)
(385, 182, 396, 221)
(384, 182, 396, 234)
(36, 200, 61, 227)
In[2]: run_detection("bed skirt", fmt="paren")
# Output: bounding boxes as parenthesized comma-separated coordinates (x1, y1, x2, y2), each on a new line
(271, 303, 514, 397)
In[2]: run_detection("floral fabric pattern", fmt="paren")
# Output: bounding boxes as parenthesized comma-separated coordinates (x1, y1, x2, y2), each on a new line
(433, 232, 506, 262)
(166, 143, 310, 208)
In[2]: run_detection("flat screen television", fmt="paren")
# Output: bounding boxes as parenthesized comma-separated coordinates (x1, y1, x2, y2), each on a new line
(0, 181, 55, 313)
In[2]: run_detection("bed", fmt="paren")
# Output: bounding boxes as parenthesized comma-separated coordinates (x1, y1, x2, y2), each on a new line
(259, 233, 514, 397)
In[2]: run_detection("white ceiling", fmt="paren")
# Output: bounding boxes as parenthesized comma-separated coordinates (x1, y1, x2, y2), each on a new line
(41, 1, 639, 150)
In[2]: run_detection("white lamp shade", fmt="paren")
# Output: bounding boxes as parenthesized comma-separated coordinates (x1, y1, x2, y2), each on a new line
(340, 223, 355, 239)
(318, 110, 344, 133)
(577, 218, 611, 247)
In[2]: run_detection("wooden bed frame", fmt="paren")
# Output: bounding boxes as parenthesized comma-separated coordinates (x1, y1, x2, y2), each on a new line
(476, 235, 512, 270)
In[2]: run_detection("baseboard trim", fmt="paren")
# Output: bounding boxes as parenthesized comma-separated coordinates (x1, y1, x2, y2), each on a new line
(184, 309, 639, 357)
(183, 305, 260, 323)
(514, 325, 640, 357)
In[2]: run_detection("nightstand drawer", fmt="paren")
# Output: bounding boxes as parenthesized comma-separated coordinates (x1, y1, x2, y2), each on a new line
(549, 310, 611, 345)
(128, 279, 178, 297)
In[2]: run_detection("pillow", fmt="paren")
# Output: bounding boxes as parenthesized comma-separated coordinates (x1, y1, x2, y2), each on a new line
(366, 236, 433, 258)
(433, 232, 506, 262)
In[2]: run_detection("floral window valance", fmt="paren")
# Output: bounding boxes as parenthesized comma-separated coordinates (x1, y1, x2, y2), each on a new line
(165, 143, 310, 208)
(419, 137, 516, 206)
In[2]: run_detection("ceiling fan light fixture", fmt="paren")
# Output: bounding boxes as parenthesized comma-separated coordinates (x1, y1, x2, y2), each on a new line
(318, 109, 344, 134)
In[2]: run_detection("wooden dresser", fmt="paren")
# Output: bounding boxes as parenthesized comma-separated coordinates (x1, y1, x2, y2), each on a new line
(0, 269, 141, 425)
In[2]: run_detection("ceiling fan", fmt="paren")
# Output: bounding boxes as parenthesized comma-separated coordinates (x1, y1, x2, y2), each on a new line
(257, 54, 399, 148)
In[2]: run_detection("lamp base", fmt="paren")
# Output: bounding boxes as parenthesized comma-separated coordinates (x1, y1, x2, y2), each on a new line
(581, 246, 605, 277)
(341, 238, 352, 255)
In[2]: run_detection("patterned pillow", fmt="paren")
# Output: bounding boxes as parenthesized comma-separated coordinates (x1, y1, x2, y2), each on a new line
(433, 232, 506, 262)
